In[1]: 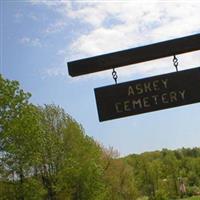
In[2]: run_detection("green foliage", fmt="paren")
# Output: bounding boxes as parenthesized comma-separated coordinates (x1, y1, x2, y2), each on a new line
(178, 196, 200, 200)
(0, 181, 17, 200)
(126, 148, 200, 200)
(154, 189, 168, 200)
(0, 75, 110, 199)
(1, 74, 200, 200)
(0, 74, 31, 129)
(17, 178, 46, 200)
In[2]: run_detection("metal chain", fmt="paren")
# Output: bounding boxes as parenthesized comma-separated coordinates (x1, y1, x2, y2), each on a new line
(173, 55, 179, 72)
(112, 68, 118, 84)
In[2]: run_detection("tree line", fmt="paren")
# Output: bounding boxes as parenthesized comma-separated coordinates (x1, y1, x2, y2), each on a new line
(125, 147, 200, 199)
(0, 74, 200, 200)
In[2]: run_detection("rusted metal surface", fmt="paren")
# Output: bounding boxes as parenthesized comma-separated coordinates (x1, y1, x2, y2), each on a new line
(94, 67, 200, 122)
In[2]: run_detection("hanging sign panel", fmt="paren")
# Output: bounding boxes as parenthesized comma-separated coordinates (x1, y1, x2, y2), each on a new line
(94, 67, 200, 122)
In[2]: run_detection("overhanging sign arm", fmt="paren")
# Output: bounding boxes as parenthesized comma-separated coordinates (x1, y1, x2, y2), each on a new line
(68, 33, 200, 77)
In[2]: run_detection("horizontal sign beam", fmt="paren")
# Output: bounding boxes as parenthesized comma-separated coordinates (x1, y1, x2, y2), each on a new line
(68, 33, 200, 77)
(94, 67, 200, 122)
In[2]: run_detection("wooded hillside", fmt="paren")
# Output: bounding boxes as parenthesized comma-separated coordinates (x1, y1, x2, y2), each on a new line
(124, 148, 200, 199)
(0, 75, 200, 200)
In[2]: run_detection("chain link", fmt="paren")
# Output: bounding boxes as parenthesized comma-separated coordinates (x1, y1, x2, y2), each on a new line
(112, 68, 118, 84)
(173, 55, 179, 72)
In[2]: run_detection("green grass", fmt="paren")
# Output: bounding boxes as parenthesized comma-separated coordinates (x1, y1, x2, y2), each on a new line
(178, 196, 200, 200)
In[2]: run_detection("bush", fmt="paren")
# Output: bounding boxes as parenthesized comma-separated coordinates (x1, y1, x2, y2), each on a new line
(186, 186, 200, 197)
(154, 189, 168, 200)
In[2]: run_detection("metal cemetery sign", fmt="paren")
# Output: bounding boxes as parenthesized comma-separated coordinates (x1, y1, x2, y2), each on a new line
(67, 33, 200, 122)
(95, 67, 200, 122)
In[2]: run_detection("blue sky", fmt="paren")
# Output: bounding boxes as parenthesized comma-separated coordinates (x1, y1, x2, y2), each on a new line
(1, 0, 200, 156)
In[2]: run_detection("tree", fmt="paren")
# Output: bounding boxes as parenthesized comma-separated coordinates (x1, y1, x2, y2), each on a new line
(0, 75, 46, 199)
(0, 76, 108, 199)
(0, 75, 30, 132)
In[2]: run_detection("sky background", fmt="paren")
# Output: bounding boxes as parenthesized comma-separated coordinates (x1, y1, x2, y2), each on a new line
(1, 0, 200, 156)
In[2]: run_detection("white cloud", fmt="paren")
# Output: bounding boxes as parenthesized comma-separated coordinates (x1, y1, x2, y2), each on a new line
(45, 21, 67, 34)
(56, 49, 67, 56)
(68, 1, 200, 79)
(66, 3, 108, 28)
(30, 0, 67, 7)
(20, 37, 42, 47)
(35, 1, 200, 78)
(14, 10, 39, 23)
(69, 2, 200, 57)
(44, 66, 67, 77)
(29, 14, 38, 21)
(29, 1, 72, 34)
